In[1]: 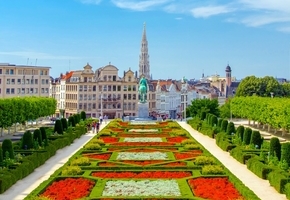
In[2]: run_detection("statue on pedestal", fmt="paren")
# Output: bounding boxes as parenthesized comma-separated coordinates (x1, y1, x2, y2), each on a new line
(138, 76, 147, 103)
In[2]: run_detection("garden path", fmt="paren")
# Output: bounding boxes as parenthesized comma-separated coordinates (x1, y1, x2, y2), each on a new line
(0, 122, 107, 200)
(179, 121, 287, 200)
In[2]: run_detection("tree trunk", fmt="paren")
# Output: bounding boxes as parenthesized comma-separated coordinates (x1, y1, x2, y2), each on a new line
(282, 128, 286, 136)
(248, 119, 250, 125)
(274, 129, 277, 134)
(268, 125, 271, 132)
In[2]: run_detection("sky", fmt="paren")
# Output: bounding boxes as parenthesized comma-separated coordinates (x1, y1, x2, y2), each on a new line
(1, 0, 290, 80)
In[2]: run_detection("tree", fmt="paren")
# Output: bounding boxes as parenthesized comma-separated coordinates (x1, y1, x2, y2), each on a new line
(270, 137, 281, 160)
(219, 101, 231, 119)
(243, 128, 252, 145)
(281, 82, 290, 97)
(281, 143, 290, 167)
(235, 75, 283, 97)
(80, 111, 86, 121)
(236, 125, 245, 141)
(22, 130, 33, 149)
(33, 129, 42, 146)
(2, 139, 14, 159)
(61, 118, 68, 131)
(68, 116, 76, 127)
(250, 130, 263, 148)
(221, 119, 228, 132)
(188, 99, 220, 118)
(226, 122, 235, 135)
(54, 119, 63, 134)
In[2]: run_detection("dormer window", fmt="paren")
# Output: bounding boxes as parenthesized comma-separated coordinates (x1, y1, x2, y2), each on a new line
(128, 76, 131, 82)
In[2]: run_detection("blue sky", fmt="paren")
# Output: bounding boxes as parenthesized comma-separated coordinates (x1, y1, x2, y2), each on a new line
(1, 0, 290, 80)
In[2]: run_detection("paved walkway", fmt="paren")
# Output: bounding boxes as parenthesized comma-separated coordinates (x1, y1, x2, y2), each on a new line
(0, 122, 107, 200)
(178, 121, 287, 200)
(1, 121, 287, 200)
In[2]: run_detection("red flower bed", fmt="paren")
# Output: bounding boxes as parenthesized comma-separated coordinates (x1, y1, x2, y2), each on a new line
(107, 147, 178, 151)
(122, 160, 164, 166)
(98, 162, 118, 167)
(92, 171, 192, 178)
(113, 142, 175, 146)
(118, 133, 170, 137)
(99, 137, 119, 143)
(84, 153, 111, 160)
(41, 178, 94, 200)
(174, 152, 202, 159)
(167, 136, 188, 143)
(188, 177, 244, 200)
(161, 161, 187, 167)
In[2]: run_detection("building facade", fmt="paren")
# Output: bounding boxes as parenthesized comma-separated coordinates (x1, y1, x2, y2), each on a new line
(0, 63, 51, 98)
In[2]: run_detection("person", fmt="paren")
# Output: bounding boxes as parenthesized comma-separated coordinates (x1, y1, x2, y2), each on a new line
(99, 115, 103, 124)
(96, 121, 100, 133)
(86, 123, 91, 133)
(92, 121, 96, 133)
(104, 115, 108, 124)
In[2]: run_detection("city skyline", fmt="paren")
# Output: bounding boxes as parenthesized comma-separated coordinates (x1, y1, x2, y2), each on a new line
(1, 0, 290, 80)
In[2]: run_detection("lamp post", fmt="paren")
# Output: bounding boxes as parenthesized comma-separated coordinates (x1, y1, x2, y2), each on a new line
(270, 92, 274, 98)
(100, 92, 103, 117)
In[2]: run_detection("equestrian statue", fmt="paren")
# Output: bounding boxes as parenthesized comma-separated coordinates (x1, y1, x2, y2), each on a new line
(138, 76, 148, 103)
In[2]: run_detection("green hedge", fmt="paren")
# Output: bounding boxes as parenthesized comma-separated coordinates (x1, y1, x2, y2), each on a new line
(268, 169, 290, 193)
(246, 156, 273, 179)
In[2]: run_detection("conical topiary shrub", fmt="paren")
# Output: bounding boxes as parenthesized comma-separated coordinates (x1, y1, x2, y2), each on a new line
(22, 130, 33, 149)
(80, 111, 86, 121)
(281, 143, 290, 167)
(217, 118, 223, 128)
(61, 118, 68, 131)
(226, 122, 235, 135)
(0, 147, 3, 162)
(270, 137, 281, 160)
(221, 119, 228, 132)
(39, 127, 47, 141)
(250, 130, 263, 148)
(243, 127, 252, 145)
(68, 116, 76, 127)
(33, 129, 42, 146)
(54, 119, 63, 134)
(2, 139, 14, 159)
(236, 125, 245, 141)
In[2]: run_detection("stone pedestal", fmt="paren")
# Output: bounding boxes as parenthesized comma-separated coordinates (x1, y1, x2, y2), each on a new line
(157, 117, 163, 122)
(138, 102, 149, 118)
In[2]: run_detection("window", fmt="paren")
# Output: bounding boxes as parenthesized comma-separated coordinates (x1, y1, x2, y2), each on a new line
(123, 85, 127, 91)
(113, 76, 116, 81)
(133, 85, 136, 91)
(6, 79, 10, 84)
(11, 79, 15, 84)
(40, 70, 44, 75)
(34, 88, 38, 93)
(46, 79, 49, 84)
(45, 88, 49, 93)
(6, 88, 10, 94)
(79, 94, 83, 100)
(92, 94, 96, 100)
(113, 85, 116, 91)
(5, 69, 9, 74)
(31, 79, 34, 84)
(0, 79, 1, 84)
(22, 88, 25, 94)
(42, 79, 45, 84)
(17, 88, 21, 94)
(41, 88, 45, 93)
(92, 103, 96, 109)
(0, 69, 2, 74)
(93, 85, 96, 92)
(128, 76, 131, 82)
(79, 85, 83, 91)
(108, 85, 111, 91)
(10, 88, 14, 94)
(10, 69, 14, 74)
(17, 79, 21, 84)
(26, 88, 29, 94)
(35, 79, 38, 84)
(26, 79, 29, 84)
(30, 88, 33, 94)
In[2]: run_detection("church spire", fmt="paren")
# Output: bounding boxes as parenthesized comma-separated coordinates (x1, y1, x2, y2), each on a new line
(139, 22, 150, 80)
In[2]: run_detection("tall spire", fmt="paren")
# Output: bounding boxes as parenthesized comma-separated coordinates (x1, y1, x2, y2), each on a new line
(139, 22, 150, 80)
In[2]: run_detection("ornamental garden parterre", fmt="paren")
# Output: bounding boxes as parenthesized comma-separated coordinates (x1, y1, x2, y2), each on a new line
(26, 119, 259, 200)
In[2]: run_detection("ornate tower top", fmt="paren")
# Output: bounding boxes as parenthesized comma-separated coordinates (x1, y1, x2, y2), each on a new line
(139, 22, 150, 80)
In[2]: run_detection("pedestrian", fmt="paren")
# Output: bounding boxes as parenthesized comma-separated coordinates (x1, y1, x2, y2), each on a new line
(86, 123, 91, 133)
(92, 121, 96, 133)
(99, 115, 103, 124)
(96, 121, 100, 133)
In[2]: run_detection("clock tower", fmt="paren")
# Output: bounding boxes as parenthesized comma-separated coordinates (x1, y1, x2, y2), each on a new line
(139, 23, 150, 80)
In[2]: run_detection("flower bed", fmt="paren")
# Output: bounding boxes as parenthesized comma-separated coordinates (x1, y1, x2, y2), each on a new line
(41, 178, 95, 200)
(118, 133, 171, 137)
(99, 137, 119, 143)
(167, 136, 189, 143)
(129, 129, 159, 132)
(174, 152, 202, 159)
(92, 171, 192, 178)
(84, 153, 111, 160)
(102, 180, 181, 197)
(113, 142, 175, 146)
(117, 152, 168, 160)
(188, 177, 244, 200)
(123, 137, 163, 142)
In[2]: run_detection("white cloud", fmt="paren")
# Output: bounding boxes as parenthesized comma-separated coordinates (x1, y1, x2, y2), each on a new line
(190, 5, 234, 18)
(111, 0, 171, 11)
(175, 17, 182, 20)
(241, 14, 290, 27)
(0, 51, 80, 60)
(78, 0, 102, 4)
(277, 26, 290, 33)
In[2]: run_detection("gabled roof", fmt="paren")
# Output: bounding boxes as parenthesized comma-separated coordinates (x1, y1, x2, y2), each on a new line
(61, 71, 73, 80)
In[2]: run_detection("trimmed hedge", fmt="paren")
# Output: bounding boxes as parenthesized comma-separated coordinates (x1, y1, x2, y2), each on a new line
(247, 156, 273, 179)
(2, 139, 14, 159)
(270, 137, 281, 161)
(22, 130, 33, 150)
(243, 128, 252, 145)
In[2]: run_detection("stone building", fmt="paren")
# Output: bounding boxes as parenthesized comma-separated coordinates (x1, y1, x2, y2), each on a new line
(0, 63, 51, 98)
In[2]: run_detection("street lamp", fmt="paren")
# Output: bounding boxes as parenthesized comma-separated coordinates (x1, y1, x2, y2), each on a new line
(100, 92, 103, 117)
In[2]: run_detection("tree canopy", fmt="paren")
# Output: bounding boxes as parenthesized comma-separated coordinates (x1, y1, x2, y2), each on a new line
(235, 76, 284, 97)
(188, 98, 219, 118)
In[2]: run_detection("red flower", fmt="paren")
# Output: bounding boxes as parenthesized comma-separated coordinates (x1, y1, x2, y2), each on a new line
(167, 136, 188, 143)
(174, 152, 202, 160)
(188, 177, 244, 200)
(92, 171, 192, 178)
(113, 142, 175, 146)
(99, 137, 119, 143)
(41, 178, 94, 200)
(84, 153, 111, 160)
